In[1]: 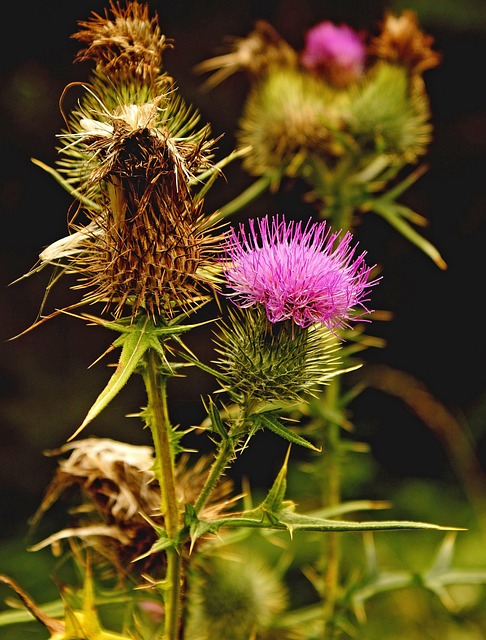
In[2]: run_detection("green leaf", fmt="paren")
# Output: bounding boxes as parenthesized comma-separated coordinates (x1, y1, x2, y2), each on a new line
(273, 509, 458, 536)
(262, 446, 291, 515)
(369, 198, 447, 270)
(187, 507, 459, 541)
(256, 412, 320, 451)
(211, 173, 276, 225)
(207, 399, 228, 438)
(68, 316, 155, 439)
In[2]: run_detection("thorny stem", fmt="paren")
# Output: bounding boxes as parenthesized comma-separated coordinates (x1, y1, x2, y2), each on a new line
(193, 401, 255, 515)
(321, 377, 342, 640)
(310, 168, 355, 637)
(144, 349, 182, 640)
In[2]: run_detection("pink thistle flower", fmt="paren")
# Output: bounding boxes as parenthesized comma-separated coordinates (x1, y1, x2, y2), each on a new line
(301, 21, 366, 86)
(222, 215, 378, 330)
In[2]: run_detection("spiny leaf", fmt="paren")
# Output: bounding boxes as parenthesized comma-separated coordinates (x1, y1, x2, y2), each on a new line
(256, 412, 320, 451)
(272, 509, 461, 537)
(68, 316, 155, 439)
(262, 446, 291, 515)
(370, 198, 447, 269)
(207, 399, 228, 438)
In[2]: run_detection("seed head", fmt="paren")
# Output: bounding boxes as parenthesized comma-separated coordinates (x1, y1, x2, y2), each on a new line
(61, 96, 219, 320)
(40, 1, 222, 322)
(31, 438, 235, 579)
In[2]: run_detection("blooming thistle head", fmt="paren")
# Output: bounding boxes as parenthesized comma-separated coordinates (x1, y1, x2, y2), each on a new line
(301, 21, 366, 86)
(222, 215, 376, 331)
(215, 215, 377, 406)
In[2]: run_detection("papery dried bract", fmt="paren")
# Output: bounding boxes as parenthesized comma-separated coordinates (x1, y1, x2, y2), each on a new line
(31, 438, 235, 579)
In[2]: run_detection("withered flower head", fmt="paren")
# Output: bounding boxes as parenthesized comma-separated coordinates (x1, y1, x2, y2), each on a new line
(37, 1, 222, 322)
(369, 10, 441, 76)
(195, 20, 298, 89)
(61, 94, 219, 320)
(73, 0, 169, 83)
(31, 438, 235, 579)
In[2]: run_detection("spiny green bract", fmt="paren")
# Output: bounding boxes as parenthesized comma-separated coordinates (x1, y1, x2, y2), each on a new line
(214, 306, 341, 406)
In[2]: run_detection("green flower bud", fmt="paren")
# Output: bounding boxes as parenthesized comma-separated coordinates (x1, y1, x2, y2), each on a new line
(185, 553, 287, 640)
(347, 61, 432, 163)
(236, 67, 344, 177)
(215, 306, 342, 406)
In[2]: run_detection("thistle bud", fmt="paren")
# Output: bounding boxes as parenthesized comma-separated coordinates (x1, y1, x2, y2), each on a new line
(236, 67, 341, 177)
(347, 61, 433, 163)
(185, 554, 287, 640)
(215, 306, 341, 406)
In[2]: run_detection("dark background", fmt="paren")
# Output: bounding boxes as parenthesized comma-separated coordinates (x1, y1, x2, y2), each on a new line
(1, 0, 486, 559)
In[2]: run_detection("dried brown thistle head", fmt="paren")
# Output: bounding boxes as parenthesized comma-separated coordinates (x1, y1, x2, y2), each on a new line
(37, 1, 222, 323)
(31, 438, 235, 580)
(73, 0, 170, 83)
(195, 20, 298, 89)
(369, 10, 441, 76)
(64, 97, 219, 320)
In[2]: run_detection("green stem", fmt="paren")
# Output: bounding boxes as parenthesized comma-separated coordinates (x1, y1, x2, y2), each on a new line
(320, 377, 342, 640)
(193, 400, 258, 516)
(210, 173, 275, 225)
(144, 349, 182, 640)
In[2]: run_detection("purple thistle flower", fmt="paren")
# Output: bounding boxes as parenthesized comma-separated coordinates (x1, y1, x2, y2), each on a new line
(301, 21, 366, 86)
(222, 215, 378, 330)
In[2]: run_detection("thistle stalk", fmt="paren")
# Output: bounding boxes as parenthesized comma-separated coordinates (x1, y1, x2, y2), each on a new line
(143, 348, 182, 640)
(193, 401, 258, 515)
(320, 377, 342, 640)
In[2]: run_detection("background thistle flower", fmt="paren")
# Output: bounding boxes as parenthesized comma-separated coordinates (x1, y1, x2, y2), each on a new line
(194, 19, 297, 89)
(369, 10, 442, 77)
(236, 67, 342, 177)
(347, 61, 433, 163)
(301, 21, 366, 86)
(222, 215, 376, 330)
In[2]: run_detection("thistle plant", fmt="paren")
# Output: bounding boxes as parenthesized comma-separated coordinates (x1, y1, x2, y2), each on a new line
(2, 3, 486, 640)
